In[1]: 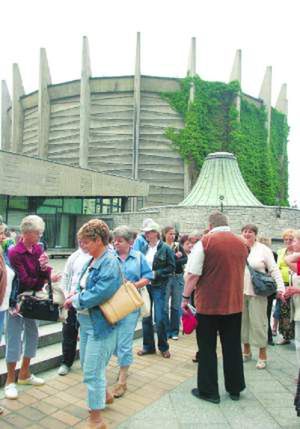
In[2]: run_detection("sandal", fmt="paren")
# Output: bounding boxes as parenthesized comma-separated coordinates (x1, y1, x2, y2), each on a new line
(113, 383, 127, 398)
(160, 350, 171, 359)
(242, 353, 252, 362)
(137, 349, 156, 356)
(256, 359, 267, 369)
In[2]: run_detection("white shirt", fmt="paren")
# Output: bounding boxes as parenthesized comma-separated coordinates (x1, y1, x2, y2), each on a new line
(0, 265, 14, 311)
(186, 226, 231, 275)
(145, 241, 159, 269)
(60, 249, 91, 294)
(244, 241, 285, 296)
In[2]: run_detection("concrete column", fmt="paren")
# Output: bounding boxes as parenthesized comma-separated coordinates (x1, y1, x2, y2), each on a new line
(259, 66, 272, 145)
(37, 48, 52, 159)
(132, 32, 141, 180)
(1, 80, 12, 150)
(229, 49, 242, 120)
(184, 37, 196, 196)
(79, 36, 91, 169)
(276, 83, 288, 116)
(131, 32, 141, 211)
(11, 63, 25, 153)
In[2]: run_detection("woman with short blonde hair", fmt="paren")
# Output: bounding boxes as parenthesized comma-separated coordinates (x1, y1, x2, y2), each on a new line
(276, 229, 296, 344)
(64, 218, 122, 429)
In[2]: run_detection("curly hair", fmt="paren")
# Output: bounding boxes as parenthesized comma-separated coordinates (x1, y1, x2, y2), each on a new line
(77, 219, 110, 245)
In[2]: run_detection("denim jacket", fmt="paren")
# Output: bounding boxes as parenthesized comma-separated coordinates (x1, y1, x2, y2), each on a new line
(72, 249, 122, 339)
(151, 241, 176, 287)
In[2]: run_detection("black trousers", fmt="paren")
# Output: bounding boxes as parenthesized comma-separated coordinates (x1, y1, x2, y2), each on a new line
(196, 312, 245, 398)
(62, 307, 79, 368)
(267, 293, 276, 342)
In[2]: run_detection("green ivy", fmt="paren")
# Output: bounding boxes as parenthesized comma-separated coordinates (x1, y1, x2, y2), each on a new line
(162, 76, 289, 206)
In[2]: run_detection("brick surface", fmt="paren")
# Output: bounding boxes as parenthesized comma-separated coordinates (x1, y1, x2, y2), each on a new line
(0, 334, 199, 427)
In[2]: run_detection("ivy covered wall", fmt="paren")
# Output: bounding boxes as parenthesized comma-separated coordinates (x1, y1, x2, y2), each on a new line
(162, 76, 289, 206)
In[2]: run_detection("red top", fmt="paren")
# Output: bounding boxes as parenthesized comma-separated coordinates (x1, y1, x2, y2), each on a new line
(195, 231, 249, 315)
(297, 260, 300, 276)
(8, 240, 51, 293)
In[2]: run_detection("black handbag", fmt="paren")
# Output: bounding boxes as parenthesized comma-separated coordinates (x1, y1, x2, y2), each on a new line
(18, 279, 60, 322)
(246, 262, 277, 297)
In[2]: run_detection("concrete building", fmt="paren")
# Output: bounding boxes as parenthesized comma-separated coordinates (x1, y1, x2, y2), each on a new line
(1, 35, 288, 211)
(1, 34, 294, 245)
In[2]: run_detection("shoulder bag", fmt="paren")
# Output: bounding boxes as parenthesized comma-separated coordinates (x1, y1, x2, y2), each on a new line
(99, 260, 144, 324)
(246, 261, 277, 297)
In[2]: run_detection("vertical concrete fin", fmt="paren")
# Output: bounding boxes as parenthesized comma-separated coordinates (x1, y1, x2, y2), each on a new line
(38, 48, 52, 158)
(229, 49, 242, 84)
(1, 80, 12, 150)
(276, 83, 288, 116)
(229, 49, 242, 121)
(11, 63, 25, 153)
(184, 37, 197, 197)
(259, 66, 272, 145)
(132, 31, 141, 181)
(79, 35, 92, 169)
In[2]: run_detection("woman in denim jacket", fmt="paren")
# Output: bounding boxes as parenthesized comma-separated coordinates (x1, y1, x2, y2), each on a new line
(64, 219, 121, 429)
(137, 220, 176, 359)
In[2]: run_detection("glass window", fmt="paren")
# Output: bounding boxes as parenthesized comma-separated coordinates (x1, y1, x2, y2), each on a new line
(42, 198, 63, 207)
(0, 196, 8, 220)
(8, 197, 28, 210)
(63, 198, 82, 214)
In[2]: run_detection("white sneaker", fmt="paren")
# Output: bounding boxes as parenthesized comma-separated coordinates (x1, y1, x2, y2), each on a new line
(5, 383, 18, 399)
(57, 364, 70, 376)
(17, 374, 45, 386)
(171, 336, 179, 340)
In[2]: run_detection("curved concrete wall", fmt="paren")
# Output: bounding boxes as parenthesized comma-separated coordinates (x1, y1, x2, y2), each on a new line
(5, 76, 185, 207)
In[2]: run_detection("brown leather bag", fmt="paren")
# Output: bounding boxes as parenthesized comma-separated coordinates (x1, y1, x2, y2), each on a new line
(99, 280, 144, 324)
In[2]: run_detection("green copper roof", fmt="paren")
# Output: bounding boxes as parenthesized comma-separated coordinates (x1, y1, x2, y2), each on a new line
(181, 152, 263, 207)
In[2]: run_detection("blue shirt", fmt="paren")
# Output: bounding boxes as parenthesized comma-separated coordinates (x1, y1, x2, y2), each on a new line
(132, 234, 149, 255)
(72, 249, 122, 338)
(115, 249, 154, 283)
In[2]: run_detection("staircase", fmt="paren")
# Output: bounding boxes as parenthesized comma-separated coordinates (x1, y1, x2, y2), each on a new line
(0, 320, 142, 386)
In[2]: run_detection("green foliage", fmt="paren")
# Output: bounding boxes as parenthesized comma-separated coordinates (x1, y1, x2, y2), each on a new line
(162, 76, 289, 206)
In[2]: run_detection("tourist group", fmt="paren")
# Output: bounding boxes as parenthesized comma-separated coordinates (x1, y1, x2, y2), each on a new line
(1, 211, 300, 428)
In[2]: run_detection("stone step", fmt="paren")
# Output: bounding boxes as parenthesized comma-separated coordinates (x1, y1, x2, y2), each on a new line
(0, 321, 63, 359)
(0, 321, 143, 387)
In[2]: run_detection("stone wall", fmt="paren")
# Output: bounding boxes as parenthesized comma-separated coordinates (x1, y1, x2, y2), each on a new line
(100, 205, 300, 241)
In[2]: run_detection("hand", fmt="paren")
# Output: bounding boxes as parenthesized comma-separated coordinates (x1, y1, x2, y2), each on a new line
(51, 272, 62, 283)
(65, 291, 76, 300)
(9, 303, 21, 316)
(284, 286, 300, 299)
(39, 252, 49, 271)
(277, 291, 286, 303)
(64, 296, 74, 310)
(181, 298, 189, 311)
(175, 251, 183, 258)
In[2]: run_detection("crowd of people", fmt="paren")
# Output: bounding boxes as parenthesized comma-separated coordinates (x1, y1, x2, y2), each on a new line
(1, 212, 300, 427)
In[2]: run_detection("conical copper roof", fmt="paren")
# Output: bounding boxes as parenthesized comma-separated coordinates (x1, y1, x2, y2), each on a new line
(181, 152, 263, 206)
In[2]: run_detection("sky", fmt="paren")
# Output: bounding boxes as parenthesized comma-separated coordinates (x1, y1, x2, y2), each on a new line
(0, 0, 298, 204)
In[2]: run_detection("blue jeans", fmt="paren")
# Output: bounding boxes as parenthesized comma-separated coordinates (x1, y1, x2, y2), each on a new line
(0, 310, 6, 345)
(273, 299, 281, 320)
(142, 285, 169, 353)
(165, 274, 184, 337)
(115, 309, 139, 367)
(78, 314, 117, 410)
(5, 313, 39, 362)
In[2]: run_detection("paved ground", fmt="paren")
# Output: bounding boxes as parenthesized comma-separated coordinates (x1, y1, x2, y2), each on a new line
(0, 331, 299, 428)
